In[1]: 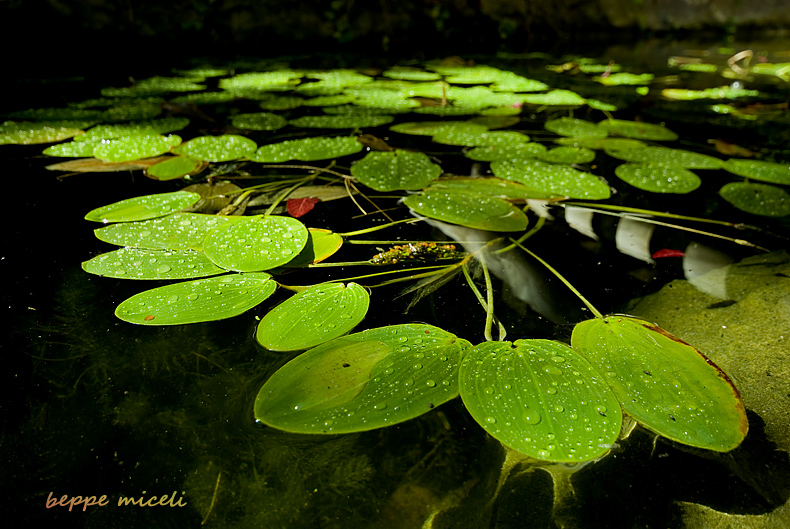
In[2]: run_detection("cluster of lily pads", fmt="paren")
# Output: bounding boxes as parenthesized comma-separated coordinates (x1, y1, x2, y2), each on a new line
(7, 56, 782, 465)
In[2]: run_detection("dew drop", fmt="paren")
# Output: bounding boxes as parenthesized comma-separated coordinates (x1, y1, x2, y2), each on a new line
(157, 264, 172, 273)
(373, 402, 388, 410)
(485, 416, 497, 424)
(523, 409, 542, 425)
(546, 388, 557, 395)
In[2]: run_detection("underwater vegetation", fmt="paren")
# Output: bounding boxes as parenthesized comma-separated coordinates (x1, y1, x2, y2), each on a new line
(6, 49, 790, 527)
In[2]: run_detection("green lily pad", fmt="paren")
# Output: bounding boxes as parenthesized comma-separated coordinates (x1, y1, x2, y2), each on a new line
(351, 150, 442, 191)
(257, 94, 305, 110)
(606, 147, 723, 169)
(43, 139, 103, 157)
(146, 156, 206, 180)
(93, 213, 230, 250)
(256, 282, 370, 351)
(82, 248, 225, 279)
(595, 72, 654, 86)
(427, 177, 557, 199)
(598, 119, 679, 141)
(465, 143, 547, 162)
(84, 191, 201, 223)
(231, 112, 288, 131)
(281, 228, 344, 267)
(404, 189, 529, 232)
(219, 71, 304, 91)
(254, 324, 470, 433)
(389, 121, 488, 137)
(288, 114, 394, 129)
(615, 163, 701, 194)
(719, 182, 790, 217)
(491, 159, 611, 199)
(459, 340, 622, 462)
(721, 159, 790, 185)
(545, 117, 608, 139)
(171, 134, 257, 162)
(571, 316, 748, 452)
(432, 129, 530, 147)
(302, 95, 357, 107)
(75, 118, 189, 143)
(521, 90, 586, 106)
(115, 272, 277, 325)
(489, 72, 548, 92)
(203, 215, 308, 272)
(382, 68, 442, 81)
(249, 136, 363, 163)
(0, 120, 91, 145)
(539, 146, 596, 164)
(556, 137, 646, 151)
(93, 134, 182, 162)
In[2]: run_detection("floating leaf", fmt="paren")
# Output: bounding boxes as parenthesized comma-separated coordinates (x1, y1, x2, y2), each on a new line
(93, 134, 182, 162)
(256, 282, 369, 351)
(719, 182, 790, 217)
(382, 68, 441, 81)
(721, 159, 790, 186)
(171, 134, 257, 162)
(287, 197, 320, 218)
(254, 324, 470, 433)
(389, 121, 488, 137)
(75, 118, 189, 143)
(606, 147, 723, 169)
(257, 94, 305, 110)
(0, 120, 91, 145)
(465, 143, 547, 162)
(556, 137, 646, 151)
(203, 215, 308, 272)
(544, 117, 607, 139)
(404, 189, 529, 232)
(281, 228, 344, 267)
(351, 150, 442, 191)
(84, 191, 201, 223)
(46, 156, 170, 173)
(249, 136, 362, 162)
(288, 114, 394, 129)
(82, 248, 225, 279)
(231, 112, 288, 131)
(145, 156, 207, 181)
(219, 71, 304, 91)
(43, 139, 103, 157)
(571, 316, 748, 452)
(539, 146, 596, 164)
(615, 163, 701, 194)
(93, 213, 230, 250)
(427, 178, 557, 199)
(597, 119, 678, 141)
(595, 72, 654, 85)
(432, 129, 530, 147)
(116, 273, 277, 325)
(302, 95, 357, 107)
(491, 159, 611, 199)
(521, 90, 586, 106)
(490, 72, 548, 92)
(460, 340, 622, 462)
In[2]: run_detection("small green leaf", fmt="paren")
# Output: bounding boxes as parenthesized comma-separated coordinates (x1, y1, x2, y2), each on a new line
(281, 228, 344, 267)
(82, 248, 225, 279)
(231, 112, 288, 130)
(545, 117, 607, 139)
(460, 340, 622, 462)
(289, 114, 394, 129)
(491, 159, 611, 199)
(557, 137, 646, 150)
(465, 143, 547, 162)
(351, 150, 442, 191)
(721, 159, 790, 185)
(427, 177, 556, 199)
(539, 146, 596, 164)
(598, 119, 678, 141)
(571, 316, 748, 452)
(254, 324, 470, 433)
(146, 156, 205, 180)
(249, 136, 363, 162)
(256, 282, 369, 351)
(43, 139, 103, 157)
(93, 213, 230, 250)
(171, 134, 257, 162)
(615, 163, 701, 194)
(0, 120, 90, 145)
(203, 215, 308, 272)
(521, 90, 586, 106)
(719, 182, 790, 217)
(93, 134, 182, 162)
(432, 129, 530, 147)
(607, 147, 723, 169)
(404, 189, 529, 232)
(116, 273, 277, 325)
(75, 118, 189, 143)
(389, 121, 488, 136)
(84, 191, 201, 223)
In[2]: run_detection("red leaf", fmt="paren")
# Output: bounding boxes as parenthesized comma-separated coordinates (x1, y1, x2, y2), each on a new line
(652, 248, 685, 259)
(287, 197, 320, 217)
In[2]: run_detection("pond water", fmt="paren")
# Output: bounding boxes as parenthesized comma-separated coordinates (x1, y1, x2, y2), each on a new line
(4, 39, 790, 528)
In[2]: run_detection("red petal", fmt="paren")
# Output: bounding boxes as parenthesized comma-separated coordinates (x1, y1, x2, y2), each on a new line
(287, 197, 320, 218)
(652, 248, 685, 259)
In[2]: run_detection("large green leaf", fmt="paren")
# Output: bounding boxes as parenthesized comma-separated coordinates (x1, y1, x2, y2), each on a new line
(281, 228, 344, 267)
(571, 316, 748, 452)
(431, 129, 530, 147)
(460, 340, 622, 462)
(171, 134, 257, 162)
(75, 118, 189, 143)
(427, 177, 556, 199)
(351, 150, 442, 191)
(539, 146, 596, 164)
(491, 159, 611, 199)
(389, 121, 488, 137)
(84, 191, 201, 223)
(288, 114, 394, 129)
(115, 273, 277, 325)
(606, 146, 723, 169)
(0, 120, 92, 145)
(614, 163, 701, 194)
(93, 213, 230, 250)
(404, 189, 529, 232)
(465, 142, 547, 162)
(256, 282, 369, 351)
(203, 215, 308, 272)
(145, 156, 206, 181)
(254, 324, 470, 433)
(249, 136, 363, 162)
(82, 248, 225, 279)
(93, 134, 182, 162)
(231, 112, 288, 131)
(719, 182, 790, 217)
(544, 117, 607, 139)
(597, 119, 678, 141)
(721, 159, 790, 185)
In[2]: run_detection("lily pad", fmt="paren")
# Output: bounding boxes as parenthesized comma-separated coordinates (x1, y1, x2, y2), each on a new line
(615, 163, 702, 194)
(171, 134, 257, 162)
(82, 248, 225, 279)
(0, 120, 92, 145)
(231, 112, 288, 131)
(146, 156, 207, 181)
(256, 282, 369, 351)
(491, 159, 611, 199)
(281, 228, 344, 267)
(607, 147, 723, 169)
(93, 213, 230, 250)
(557, 137, 646, 151)
(289, 114, 394, 129)
(75, 118, 190, 143)
(459, 339, 622, 462)
(571, 316, 748, 452)
(404, 189, 529, 232)
(93, 134, 182, 162)
(249, 136, 363, 163)
(389, 121, 488, 137)
(351, 150, 442, 191)
(539, 146, 596, 164)
(432, 129, 530, 147)
(84, 191, 201, 223)
(427, 177, 557, 200)
(465, 143, 547, 162)
(254, 324, 470, 433)
(521, 90, 586, 106)
(598, 119, 679, 141)
(203, 215, 308, 272)
(43, 139, 103, 157)
(115, 272, 277, 325)
(721, 159, 790, 186)
(544, 117, 608, 139)
(719, 182, 790, 217)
